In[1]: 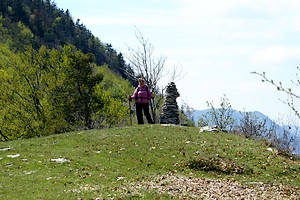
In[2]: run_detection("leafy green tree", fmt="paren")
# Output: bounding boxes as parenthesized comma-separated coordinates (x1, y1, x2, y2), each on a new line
(0, 45, 51, 139)
(96, 66, 133, 127)
(94, 88, 128, 128)
(55, 45, 104, 129)
(0, 0, 140, 140)
(0, 44, 106, 140)
(11, 0, 29, 25)
(11, 22, 34, 51)
(0, 16, 9, 43)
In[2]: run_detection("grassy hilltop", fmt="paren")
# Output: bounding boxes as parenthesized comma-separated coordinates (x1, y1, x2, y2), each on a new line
(0, 125, 299, 199)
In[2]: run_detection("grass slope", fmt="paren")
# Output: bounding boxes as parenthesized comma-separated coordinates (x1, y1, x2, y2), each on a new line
(0, 125, 299, 199)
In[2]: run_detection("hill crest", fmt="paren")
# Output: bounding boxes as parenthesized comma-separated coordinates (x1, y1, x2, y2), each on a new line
(0, 125, 299, 199)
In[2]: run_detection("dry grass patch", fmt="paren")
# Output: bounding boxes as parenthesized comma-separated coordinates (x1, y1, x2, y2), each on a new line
(121, 173, 300, 199)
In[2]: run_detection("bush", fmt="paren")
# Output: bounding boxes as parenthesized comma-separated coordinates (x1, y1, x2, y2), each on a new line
(186, 154, 253, 175)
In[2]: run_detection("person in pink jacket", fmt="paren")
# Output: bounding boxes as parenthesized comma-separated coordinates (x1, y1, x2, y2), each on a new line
(129, 78, 154, 124)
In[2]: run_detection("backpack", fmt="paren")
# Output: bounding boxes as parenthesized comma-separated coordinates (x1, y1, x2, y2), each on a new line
(135, 85, 150, 101)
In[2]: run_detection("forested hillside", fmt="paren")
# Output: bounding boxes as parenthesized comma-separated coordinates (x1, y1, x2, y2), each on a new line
(0, 0, 137, 140)
(0, 0, 135, 83)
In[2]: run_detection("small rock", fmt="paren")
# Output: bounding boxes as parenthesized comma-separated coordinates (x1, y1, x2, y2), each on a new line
(0, 147, 12, 151)
(50, 158, 70, 163)
(7, 154, 20, 158)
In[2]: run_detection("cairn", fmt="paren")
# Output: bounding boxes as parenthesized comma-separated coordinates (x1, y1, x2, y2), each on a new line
(160, 82, 180, 124)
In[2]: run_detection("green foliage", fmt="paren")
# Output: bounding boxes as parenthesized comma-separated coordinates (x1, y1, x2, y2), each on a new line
(0, 0, 175, 140)
(0, 16, 33, 51)
(14, 22, 34, 50)
(178, 111, 195, 127)
(98, 65, 133, 100)
(96, 66, 134, 127)
(0, 42, 133, 140)
(96, 93, 128, 128)
(0, 0, 135, 83)
(0, 0, 144, 139)
(0, 45, 68, 139)
(58, 45, 104, 129)
(179, 102, 196, 126)
(0, 16, 8, 43)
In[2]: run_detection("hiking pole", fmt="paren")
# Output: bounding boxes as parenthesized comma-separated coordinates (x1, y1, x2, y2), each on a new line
(150, 93, 156, 124)
(128, 95, 132, 126)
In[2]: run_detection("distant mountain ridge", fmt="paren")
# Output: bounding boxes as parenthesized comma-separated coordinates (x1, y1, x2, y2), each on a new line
(193, 109, 272, 125)
(192, 109, 300, 155)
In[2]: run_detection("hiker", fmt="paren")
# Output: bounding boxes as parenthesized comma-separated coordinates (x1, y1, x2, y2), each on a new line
(128, 78, 154, 124)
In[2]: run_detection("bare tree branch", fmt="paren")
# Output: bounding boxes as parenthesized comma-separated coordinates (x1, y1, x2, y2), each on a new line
(168, 63, 186, 83)
(251, 71, 300, 118)
(125, 26, 186, 123)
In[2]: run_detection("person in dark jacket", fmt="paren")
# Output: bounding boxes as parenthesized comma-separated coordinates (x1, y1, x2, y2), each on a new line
(128, 78, 154, 124)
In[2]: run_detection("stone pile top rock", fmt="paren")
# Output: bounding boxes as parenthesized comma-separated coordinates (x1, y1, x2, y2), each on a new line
(160, 82, 180, 125)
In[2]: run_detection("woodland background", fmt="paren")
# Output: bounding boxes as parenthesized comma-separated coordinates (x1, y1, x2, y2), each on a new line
(0, 0, 166, 140)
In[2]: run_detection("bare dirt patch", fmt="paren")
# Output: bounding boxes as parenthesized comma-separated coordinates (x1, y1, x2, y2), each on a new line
(123, 173, 299, 199)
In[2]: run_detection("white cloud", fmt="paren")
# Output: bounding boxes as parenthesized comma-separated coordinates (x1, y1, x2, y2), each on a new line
(291, 16, 300, 33)
(79, 13, 178, 27)
(251, 46, 300, 66)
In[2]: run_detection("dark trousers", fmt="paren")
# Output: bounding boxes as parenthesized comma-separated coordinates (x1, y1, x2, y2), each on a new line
(135, 103, 153, 124)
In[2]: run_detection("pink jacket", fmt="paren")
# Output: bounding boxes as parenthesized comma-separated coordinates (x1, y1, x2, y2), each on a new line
(131, 85, 152, 104)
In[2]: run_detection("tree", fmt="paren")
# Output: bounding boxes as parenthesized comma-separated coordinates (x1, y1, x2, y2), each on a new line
(251, 70, 300, 155)
(198, 94, 235, 130)
(0, 0, 135, 82)
(126, 28, 166, 122)
(236, 110, 276, 139)
(0, 45, 59, 139)
(0, 43, 107, 140)
(180, 103, 195, 127)
(95, 65, 133, 127)
(57, 45, 104, 129)
(126, 27, 185, 123)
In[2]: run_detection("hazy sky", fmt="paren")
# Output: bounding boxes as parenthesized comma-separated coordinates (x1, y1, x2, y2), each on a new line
(54, 0, 300, 123)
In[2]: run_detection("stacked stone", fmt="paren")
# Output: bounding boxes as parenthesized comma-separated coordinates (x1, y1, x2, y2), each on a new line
(160, 82, 180, 124)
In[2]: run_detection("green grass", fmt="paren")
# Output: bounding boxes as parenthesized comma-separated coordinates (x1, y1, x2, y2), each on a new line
(0, 125, 299, 199)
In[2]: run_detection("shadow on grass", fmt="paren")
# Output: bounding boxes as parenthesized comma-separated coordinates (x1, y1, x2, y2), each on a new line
(186, 154, 253, 175)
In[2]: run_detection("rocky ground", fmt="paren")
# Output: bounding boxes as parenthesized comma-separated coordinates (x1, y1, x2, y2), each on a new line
(122, 173, 300, 199)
